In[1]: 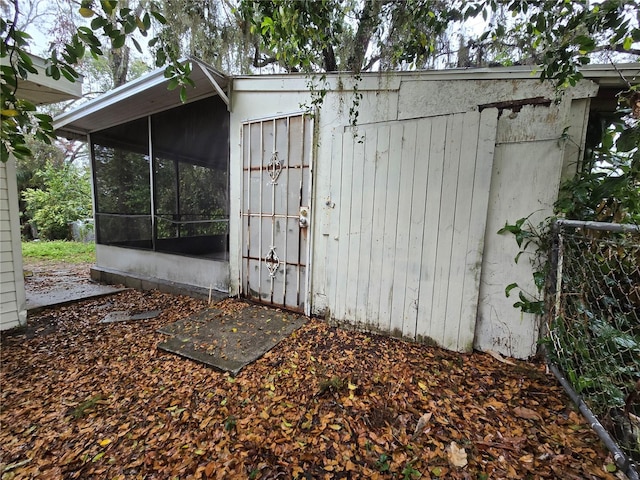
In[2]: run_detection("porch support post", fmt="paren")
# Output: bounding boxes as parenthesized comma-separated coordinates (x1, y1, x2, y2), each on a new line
(148, 116, 156, 251)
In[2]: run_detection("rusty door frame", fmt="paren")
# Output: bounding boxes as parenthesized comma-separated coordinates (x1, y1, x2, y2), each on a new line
(239, 111, 314, 315)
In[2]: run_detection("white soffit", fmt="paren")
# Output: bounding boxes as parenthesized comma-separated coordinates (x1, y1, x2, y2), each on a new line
(2, 53, 83, 105)
(54, 58, 228, 139)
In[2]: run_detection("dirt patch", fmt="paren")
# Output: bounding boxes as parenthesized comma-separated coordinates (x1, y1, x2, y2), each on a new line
(23, 260, 94, 292)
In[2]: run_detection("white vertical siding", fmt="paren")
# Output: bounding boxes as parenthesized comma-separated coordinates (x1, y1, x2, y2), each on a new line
(320, 110, 498, 352)
(0, 157, 27, 330)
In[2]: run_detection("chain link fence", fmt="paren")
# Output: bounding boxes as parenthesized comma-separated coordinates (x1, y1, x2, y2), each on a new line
(548, 219, 640, 477)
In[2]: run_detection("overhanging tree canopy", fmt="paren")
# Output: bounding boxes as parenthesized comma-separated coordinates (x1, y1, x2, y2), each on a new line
(2, 0, 639, 163)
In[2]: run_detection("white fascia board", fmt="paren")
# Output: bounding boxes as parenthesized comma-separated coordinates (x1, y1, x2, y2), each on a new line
(232, 63, 639, 92)
(580, 63, 640, 86)
(193, 59, 229, 107)
(186, 55, 229, 85)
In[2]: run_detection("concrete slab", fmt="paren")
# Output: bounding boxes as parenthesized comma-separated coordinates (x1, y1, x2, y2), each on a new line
(100, 309, 162, 324)
(26, 283, 127, 313)
(157, 302, 307, 375)
(25, 261, 127, 313)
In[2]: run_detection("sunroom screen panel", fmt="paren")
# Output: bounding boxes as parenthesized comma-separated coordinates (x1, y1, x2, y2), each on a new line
(92, 117, 152, 248)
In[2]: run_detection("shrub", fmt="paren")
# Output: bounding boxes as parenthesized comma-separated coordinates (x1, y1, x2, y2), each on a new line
(22, 162, 92, 240)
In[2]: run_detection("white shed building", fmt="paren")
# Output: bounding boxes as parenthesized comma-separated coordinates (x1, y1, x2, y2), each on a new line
(54, 61, 638, 358)
(0, 54, 82, 331)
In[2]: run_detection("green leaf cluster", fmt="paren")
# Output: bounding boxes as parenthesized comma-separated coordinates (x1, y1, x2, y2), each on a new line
(463, 0, 640, 88)
(22, 161, 92, 240)
(0, 1, 187, 163)
(557, 101, 640, 225)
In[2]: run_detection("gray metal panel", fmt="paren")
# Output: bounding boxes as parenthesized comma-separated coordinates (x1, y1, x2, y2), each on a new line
(241, 113, 312, 312)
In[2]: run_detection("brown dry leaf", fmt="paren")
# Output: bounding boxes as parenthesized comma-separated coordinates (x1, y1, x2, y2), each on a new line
(412, 412, 432, 439)
(485, 397, 506, 409)
(513, 406, 542, 421)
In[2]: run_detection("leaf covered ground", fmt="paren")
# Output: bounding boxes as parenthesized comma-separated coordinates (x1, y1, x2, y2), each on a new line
(1, 289, 619, 479)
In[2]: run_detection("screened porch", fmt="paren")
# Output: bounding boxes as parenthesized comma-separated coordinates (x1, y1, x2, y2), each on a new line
(90, 95, 229, 260)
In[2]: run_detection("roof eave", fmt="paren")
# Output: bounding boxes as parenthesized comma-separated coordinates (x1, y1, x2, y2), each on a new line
(54, 58, 229, 138)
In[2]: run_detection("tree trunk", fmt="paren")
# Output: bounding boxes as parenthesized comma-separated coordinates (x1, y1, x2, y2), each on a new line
(110, 46, 130, 88)
(323, 45, 337, 72)
(346, 0, 384, 72)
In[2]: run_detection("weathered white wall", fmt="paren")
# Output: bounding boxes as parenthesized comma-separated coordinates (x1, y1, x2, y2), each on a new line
(0, 157, 27, 330)
(310, 110, 498, 352)
(229, 71, 600, 358)
(96, 245, 229, 292)
(474, 87, 597, 358)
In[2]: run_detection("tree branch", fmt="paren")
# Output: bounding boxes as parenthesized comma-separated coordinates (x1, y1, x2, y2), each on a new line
(362, 54, 381, 72)
(252, 43, 277, 68)
(594, 44, 640, 56)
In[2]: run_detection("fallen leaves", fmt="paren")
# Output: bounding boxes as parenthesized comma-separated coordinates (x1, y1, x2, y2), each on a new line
(0, 288, 619, 479)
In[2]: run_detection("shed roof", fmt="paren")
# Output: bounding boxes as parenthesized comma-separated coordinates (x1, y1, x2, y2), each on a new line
(54, 62, 638, 140)
(54, 57, 229, 139)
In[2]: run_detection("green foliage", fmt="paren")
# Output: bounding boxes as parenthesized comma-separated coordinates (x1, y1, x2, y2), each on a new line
(463, 0, 640, 87)
(22, 240, 96, 263)
(242, 1, 639, 80)
(317, 375, 346, 395)
(1, 0, 187, 163)
(498, 215, 550, 315)
(22, 162, 92, 240)
(243, 0, 349, 73)
(241, 0, 459, 73)
(16, 135, 66, 194)
(556, 107, 640, 224)
(223, 415, 237, 431)
(401, 461, 422, 479)
(375, 453, 391, 472)
(71, 394, 105, 419)
(548, 312, 639, 414)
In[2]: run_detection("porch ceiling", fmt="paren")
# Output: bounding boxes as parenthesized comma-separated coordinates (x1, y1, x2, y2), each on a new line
(54, 58, 228, 140)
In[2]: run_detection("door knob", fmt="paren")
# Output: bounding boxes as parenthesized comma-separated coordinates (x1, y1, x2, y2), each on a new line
(299, 207, 309, 228)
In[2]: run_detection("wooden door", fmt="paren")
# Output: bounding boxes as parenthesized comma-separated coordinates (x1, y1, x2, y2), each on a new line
(325, 109, 498, 351)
